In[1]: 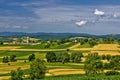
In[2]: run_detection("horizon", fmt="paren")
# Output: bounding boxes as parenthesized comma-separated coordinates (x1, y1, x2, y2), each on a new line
(0, 31, 119, 36)
(1, 0, 120, 34)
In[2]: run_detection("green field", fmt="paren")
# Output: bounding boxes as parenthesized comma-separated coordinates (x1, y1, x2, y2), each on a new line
(44, 74, 120, 80)
(77, 43, 91, 48)
(20, 42, 77, 49)
(0, 43, 120, 80)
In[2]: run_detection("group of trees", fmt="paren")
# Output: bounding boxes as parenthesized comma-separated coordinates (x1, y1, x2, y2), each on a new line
(3, 53, 36, 63)
(71, 53, 83, 63)
(84, 53, 103, 76)
(80, 38, 98, 47)
(11, 67, 24, 80)
(46, 52, 83, 64)
(102, 38, 114, 44)
(103, 55, 120, 70)
(79, 37, 120, 44)
(3, 54, 16, 63)
(10, 58, 46, 80)
(84, 53, 120, 76)
(101, 54, 111, 61)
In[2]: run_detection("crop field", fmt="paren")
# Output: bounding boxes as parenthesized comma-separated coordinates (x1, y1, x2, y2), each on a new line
(0, 43, 120, 80)
(91, 44, 120, 55)
(77, 43, 91, 48)
(20, 42, 77, 49)
(0, 46, 21, 50)
(92, 44, 120, 50)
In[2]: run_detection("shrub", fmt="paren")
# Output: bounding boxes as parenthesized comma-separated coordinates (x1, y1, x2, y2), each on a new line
(10, 54, 17, 62)
(3, 56, 9, 63)
(28, 54, 35, 61)
(105, 71, 120, 76)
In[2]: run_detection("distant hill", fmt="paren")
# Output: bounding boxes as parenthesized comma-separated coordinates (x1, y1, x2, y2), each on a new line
(0, 32, 119, 40)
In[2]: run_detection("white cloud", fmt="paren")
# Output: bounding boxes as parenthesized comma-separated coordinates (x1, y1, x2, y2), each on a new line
(13, 25, 21, 28)
(113, 14, 117, 18)
(94, 9, 105, 16)
(75, 20, 87, 27)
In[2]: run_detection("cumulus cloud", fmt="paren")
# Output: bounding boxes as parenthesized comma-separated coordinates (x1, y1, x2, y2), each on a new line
(75, 20, 87, 27)
(94, 9, 105, 16)
(113, 14, 117, 18)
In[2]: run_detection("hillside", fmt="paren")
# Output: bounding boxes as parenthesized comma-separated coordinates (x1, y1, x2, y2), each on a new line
(0, 32, 119, 40)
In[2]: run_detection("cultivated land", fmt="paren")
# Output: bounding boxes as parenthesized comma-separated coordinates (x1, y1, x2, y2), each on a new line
(0, 42, 120, 80)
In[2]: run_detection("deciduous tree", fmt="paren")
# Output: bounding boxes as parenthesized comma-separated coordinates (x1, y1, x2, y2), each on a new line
(30, 58, 46, 80)
(46, 52, 56, 62)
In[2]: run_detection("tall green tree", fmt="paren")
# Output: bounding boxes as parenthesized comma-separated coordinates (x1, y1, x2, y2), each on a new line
(56, 52, 70, 64)
(46, 52, 56, 62)
(84, 53, 103, 76)
(30, 58, 46, 80)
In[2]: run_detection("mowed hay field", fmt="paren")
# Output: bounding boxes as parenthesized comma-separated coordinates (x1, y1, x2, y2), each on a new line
(92, 44, 120, 50)
(73, 44, 120, 55)
(91, 44, 120, 55)
(0, 63, 29, 74)
(0, 46, 21, 50)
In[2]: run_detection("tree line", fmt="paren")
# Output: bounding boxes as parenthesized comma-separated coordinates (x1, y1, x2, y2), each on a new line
(46, 52, 83, 64)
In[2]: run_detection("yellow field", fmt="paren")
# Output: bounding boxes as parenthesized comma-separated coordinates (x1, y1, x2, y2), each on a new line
(92, 44, 119, 50)
(0, 46, 21, 50)
(91, 51, 120, 55)
(72, 44, 120, 55)
(0, 62, 29, 74)
(46, 68, 85, 76)
(91, 44, 120, 55)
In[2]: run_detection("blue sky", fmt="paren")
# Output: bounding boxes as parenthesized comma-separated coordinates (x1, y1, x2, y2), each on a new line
(0, 0, 120, 34)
